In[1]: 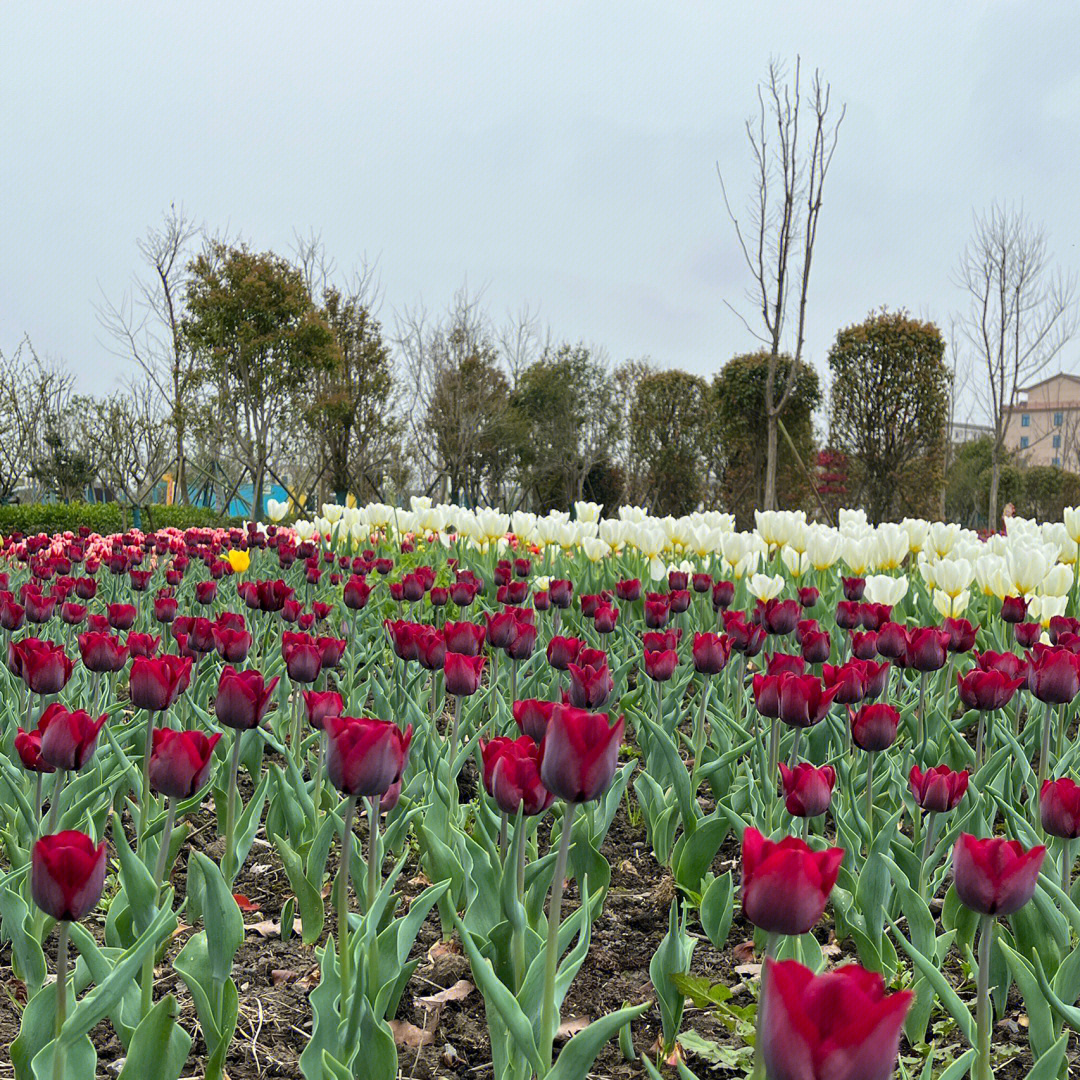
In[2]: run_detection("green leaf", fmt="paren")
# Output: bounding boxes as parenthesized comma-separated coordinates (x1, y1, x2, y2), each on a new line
(997, 941, 1056, 1061)
(272, 832, 324, 944)
(699, 871, 734, 952)
(544, 1002, 651, 1080)
(111, 812, 159, 937)
(117, 995, 192, 1080)
(1026, 1033, 1069, 1080)
(674, 816, 727, 894)
(188, 851, 243, 986)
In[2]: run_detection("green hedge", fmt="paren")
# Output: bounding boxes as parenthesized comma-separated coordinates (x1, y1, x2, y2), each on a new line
(0, 503, 236, 537)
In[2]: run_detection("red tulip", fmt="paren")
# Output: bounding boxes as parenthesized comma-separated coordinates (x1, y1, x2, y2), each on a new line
(60, 601, 87, 625)
(668, 589, 691, 614)
(692, 572, 713, 594)
(14, 727, 55, 773)
(0, 597, 25, 631)
(325, 715, 412, 797)
(303, 689, 344, 731)
(692, 632, 730, 675)
(909, 764, 969, 813)
(546, 635, 583, 671)
(444, 652, 485, 696)
(153, 593, 178, 622)
(1014, 621, 1042, 649)
(643, 629, 681, 652)
(567, 660, 614, 708)
(859, 603, 893, 632)
(952, 833, 1045, 916)
(443, 620, 485, 656)
(741, 827, 844, 935)
(548, 579, 573, 608)
(77, 628, 129, 673)
(195, 580, 218, 605)
(711, 580, 735, 610)
(822, 660, 867, 705)
(842, 576, 866, 601)
(215, 666, 279, 730)
(797, 585, 820, 609)
(760, 958, 911, 1080)
(1028, 645, 1080, 704)
(767, 653, 806, 677)
(850, 703, 900, 752)
(129, 654, 191, 712)
(593, 602, 619, 634)
(875, 621, 908, 660)
(942, 616, 978, 653)
(37, 703, 106, 771)
(1040, 778, 1080, 839)
(753, 673, 783, 719)
(800, 628, 831, 664)
(778, 674, 838, 728)
(149, 728, 222, 798)
(513, 698, 555, 741)
(835, 600, 862, 630)
(11, 638, 73, 694)
(317, 636, 347, 669)
(644, 597, 671, 629)
(956, 669, 1024, 711)
(724, 612, 766, 656)
(1000, 595, 1028, 623)
(539, 705, 624, 803)
(24, 591, 57, 623)
(480, 737, 554, 816)
(282, 631, 323, 684)
(906, 627, 950, 672)
(972, 649, 1028, 681)
(616, 578, 642, 602)
(778, 762, 836, 818)
(31, 831, 107, 921)
(126, 632, 161, 659)
(505, 620, 537, 660)
(644, 647, 678, 682)
(106, 603, 137, 631)
(850, 630, 878, 661)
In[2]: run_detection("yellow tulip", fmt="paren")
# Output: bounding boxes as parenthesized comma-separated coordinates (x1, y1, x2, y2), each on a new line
(226, 549, 251, 574)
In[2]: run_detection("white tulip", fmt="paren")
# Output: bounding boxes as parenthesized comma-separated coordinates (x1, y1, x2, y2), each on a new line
(842, 536, 875, 576)
(574, 500, 603, 524)
(806, 527, 843, 571)
(1039, 563, 1074, 598)
(293, 519, 316, 541)
(266, 498, 288, 522)
(1006, 546, 1051, 596)
(1030, 593, 1068, 627)
(926, 521, 961, 559)
(934, 557, 974, 598)
(932, 588, 969, 619)
(863, 574, 909, 607)
(1063, 507, 1080, 545)
(618, 505, 648, 523)
(872, 524, 910, 570)
(781, 546, 811, 578)
(747, 573, 785, 601)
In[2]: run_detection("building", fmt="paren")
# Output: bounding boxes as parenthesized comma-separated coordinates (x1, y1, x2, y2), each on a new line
(1003, 373, 1080, 470)
(950, 420, 994, 445)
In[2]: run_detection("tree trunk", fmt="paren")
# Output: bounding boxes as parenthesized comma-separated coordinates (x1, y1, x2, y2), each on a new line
(763, 412, 779, 510)
(252, 463, 265, 524)
(988, 446, 1001, 533)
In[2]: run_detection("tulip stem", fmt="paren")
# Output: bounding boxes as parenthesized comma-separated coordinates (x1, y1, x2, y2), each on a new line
(222, 729, 243, 885)
(45, 770, 65, 835)
(865, 751, 875, 839)
(766, 720, 780, 831)
(692, 680, 711, 789)
(313, 733, 326, 812)
(338, 795, 356, 1006)
(1038, 700, 1053, 792)
(976, 915, 994, 1080)
(52, 921, 68, 1080)
(1056, 702, 1068, 763)
(918, 812, 937, 898)
(137, 710, 156, 851)
(513, 811, 527, 992)
(917, 672, 928, 765)
(751, 933, 780, 1080)
(540, 802, 576, 1070)
(499, 811, 508, 862)
(33, 773, 43, 825)
(448, 694, 462, 768)
(366, 796, 381, 1001)
(141, 797, 176, 1018)
(788, 727, 801, 767)
(1063, 838, 1073, 896)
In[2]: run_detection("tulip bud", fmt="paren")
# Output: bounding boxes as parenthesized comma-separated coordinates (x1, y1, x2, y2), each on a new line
(539, 705, 624, 803)
(325, 715, 412, 797)
(778, 762, 835, 818)
(909, 764, 969, 813)
(952, 833, 1045, 916)
(149, 728, 222, 798)
(31, 831, 107, 921)
(1040, 777, 1080, 839)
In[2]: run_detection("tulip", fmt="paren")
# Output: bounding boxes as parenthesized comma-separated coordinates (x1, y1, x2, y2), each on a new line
(692, 572, 713, 594)
(343, 575, 372, 610)
(643, 628, 681, 652)
(953, 833, 1046, 1080)
(778, 762, 835, 818)
(546, 635, 582, 670)
(1028, 645, 1080, 704)
(216, 666, 278, 730)
(692, 632, 730, 675)
(822, 660, 867, 705)
(443, 620, 485, 656)
(0, 597, 25, 631)
(752, 673, 783, 719)
(1014, 621, 1041, 648)
(1000, 595, 1028, 623)
(942, 616, 978, 653)
(505, 619, 537, 662)
(486, 609, 519, 649)
(126, 631, 161, 659)
(741, 827, 844, 936)
(711, 580, 735, 610)
(539, 705, 624, 804)
(24, 591, 57, 623)
(850, 703, 899, 752)
(195, 580, 218, 605)
(282, 632, 323, 684)
(778, 674, 838, 729)
(106, 603, 137, 631)
(759, 959, 911, 1080)
(972, 649, 1028, 681)
(859, 602, 893, 632)
(910, 763, 969, 813)
(800, 628, 831, 664)
(850, 630, 877, 660)
(325, 715, 412, 797)
(444, 651, 485, 696)
(797, 585, 819, 609)
(548, 579, 573, 608)
(767, 652, 806, 677)
(842, 576, 866, 600)
(593, 602, 619, 634)
(760, 597, 800, 636)
(317, 635, 347, 669)
(77, 630, 129, 674)
(906, 626, 950, 671)
(148, 728, 221, 798)
(616, 578, 642, 602)
(835, 600, 862, 630)
(14, 727, 54, 774)
(644, 647, 678, 682)
(31, 830, 106, 922)
(60, 601, 86, 625)
(303, 689, 344, 731)
(480, 737, 553, 816)
(644, 597, 671, 628)
(567, 660, 613, 709)
(12, 638, 73, 695)
(875, 621, 908, 660)
(38, 703, 106, 772)
(153, 593, 178, 622)
(129, 654, 190, 712)
(513, 698, 555, 741)
(725, 612, 766, 657)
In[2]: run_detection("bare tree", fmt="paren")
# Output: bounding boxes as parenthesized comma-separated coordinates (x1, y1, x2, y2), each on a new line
(955, 204, 1077, 527)
(719, 57, 844, 510)
(91, 380, 173, 527)
(98, 205, 201, 503)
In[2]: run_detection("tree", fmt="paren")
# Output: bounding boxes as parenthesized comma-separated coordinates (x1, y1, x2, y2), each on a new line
(182, 243, 338, 519)
(90, 380, 172, 528)
(827, 309, 950, 522)
(710, 351, 820, 528)
(30, 377, 97, 504)
(627, 369, 712, 515)
(98, 206, 200, 503)
(512, 343, 621, 511)
(955, 204, 1077, 528)
(944, 436, 1022, 529)
(719, 58, 844, 510)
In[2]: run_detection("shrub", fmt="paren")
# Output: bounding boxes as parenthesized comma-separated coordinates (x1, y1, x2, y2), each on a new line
(0, 502, 236, 537)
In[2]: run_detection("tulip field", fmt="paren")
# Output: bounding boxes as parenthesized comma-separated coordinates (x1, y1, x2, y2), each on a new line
(5, 503, 1080, 1080)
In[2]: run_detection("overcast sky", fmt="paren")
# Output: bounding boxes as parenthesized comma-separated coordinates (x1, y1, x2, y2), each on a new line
(3, 2, 1079, 417)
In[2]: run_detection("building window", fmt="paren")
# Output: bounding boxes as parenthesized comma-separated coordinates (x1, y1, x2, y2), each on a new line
(1053, 434, 1061, 448)
(1022, 414, 1030, 427)
(1055, 412, 1064, 426)
(1054, 457, 1062, 467)
(1020, 436, 1029, 449)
